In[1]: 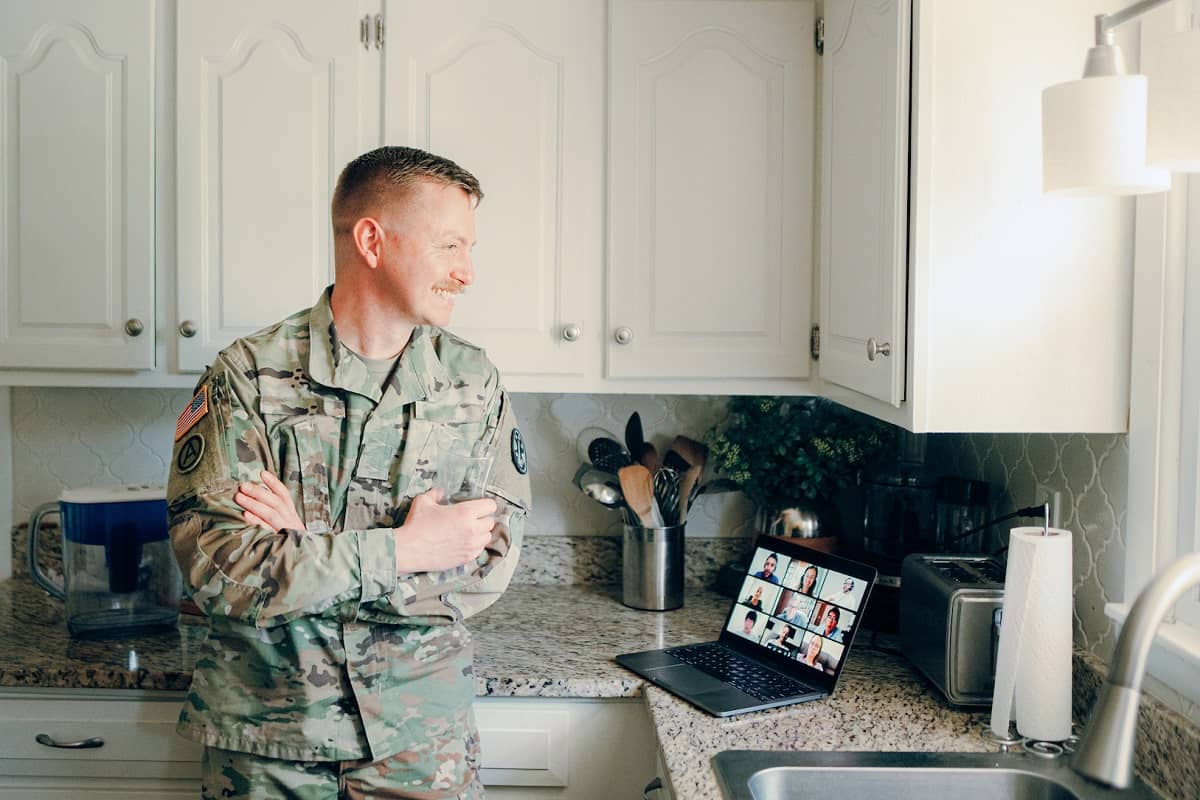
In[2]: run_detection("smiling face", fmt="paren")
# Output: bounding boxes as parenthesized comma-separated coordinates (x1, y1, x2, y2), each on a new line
(801, 566, 818, 593)
(375, 180, 477, 329)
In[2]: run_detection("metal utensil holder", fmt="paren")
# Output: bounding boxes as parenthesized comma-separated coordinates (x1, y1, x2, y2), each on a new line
(622, 523, 685, 611)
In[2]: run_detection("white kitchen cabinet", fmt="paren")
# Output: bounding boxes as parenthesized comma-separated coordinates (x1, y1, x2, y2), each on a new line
(0, 0, 156, 372)
(383, 0, 605, 384)
(0, 689, 201, 799)
(607, 0, 816, 383)
(477, 697, 657, 799)
(819, 0, 1135, 433)
(818, 0, 909, 408)
(0, 689, 654, 800)
(174, 0, 378, 373)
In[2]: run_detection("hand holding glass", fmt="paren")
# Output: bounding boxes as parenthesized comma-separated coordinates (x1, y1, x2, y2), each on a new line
(434, 435, 495, 504)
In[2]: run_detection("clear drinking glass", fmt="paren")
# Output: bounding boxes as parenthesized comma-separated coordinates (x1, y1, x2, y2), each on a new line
(434, 433, 495, 503)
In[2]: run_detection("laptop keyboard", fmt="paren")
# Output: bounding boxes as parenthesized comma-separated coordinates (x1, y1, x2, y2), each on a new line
(665, 643, 812, 702)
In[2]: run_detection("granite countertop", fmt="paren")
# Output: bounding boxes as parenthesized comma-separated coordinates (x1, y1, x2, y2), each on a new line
(0, 576, 1001, 799)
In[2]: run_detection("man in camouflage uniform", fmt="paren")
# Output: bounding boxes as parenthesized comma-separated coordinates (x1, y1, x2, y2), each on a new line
(167, 147, 531, 799)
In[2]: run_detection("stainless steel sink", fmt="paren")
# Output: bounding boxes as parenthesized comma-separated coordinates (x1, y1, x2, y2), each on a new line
(712, 751, 1161, 800)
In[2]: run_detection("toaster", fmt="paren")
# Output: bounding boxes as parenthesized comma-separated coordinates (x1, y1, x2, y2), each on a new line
(900, 554, 1005, 706)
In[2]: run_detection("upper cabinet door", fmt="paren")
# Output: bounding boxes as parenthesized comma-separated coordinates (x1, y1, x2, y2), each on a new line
(607, 0, 815, 381)
(0, 0, 155, 370)
(176, 1, 371, 372)
(384, 0, 604, 380)
(818, 0, 909, 406)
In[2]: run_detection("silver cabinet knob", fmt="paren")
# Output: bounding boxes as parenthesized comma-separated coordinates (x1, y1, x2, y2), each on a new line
(179, 320, 198, 338)
(866, 337, 892, 361)
(614, 326, 634, 345)
(561, 323, 581, 342)
(124, 318, 144, 337)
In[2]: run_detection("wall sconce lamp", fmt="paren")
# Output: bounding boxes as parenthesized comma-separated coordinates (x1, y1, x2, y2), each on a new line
(1043, 0, 1200, 196)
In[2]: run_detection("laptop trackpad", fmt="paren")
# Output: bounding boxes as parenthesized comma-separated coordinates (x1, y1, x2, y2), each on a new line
(651, 664, 728, 694)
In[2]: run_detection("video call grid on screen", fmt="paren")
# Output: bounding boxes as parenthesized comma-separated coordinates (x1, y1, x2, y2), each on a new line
(724, 546, 865, 675)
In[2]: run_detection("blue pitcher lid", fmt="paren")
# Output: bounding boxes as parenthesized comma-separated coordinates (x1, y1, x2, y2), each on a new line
(60, 485, 165, 504)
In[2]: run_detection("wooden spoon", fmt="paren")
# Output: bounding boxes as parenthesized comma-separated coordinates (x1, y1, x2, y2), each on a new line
(618, 464, 661, 527)
(634, 441, 660, 472)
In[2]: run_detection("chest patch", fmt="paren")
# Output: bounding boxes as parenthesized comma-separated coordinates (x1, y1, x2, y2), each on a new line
(511, 428, 527, 475)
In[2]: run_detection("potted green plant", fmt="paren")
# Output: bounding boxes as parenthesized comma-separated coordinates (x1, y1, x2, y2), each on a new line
(705, 396, 897, 547)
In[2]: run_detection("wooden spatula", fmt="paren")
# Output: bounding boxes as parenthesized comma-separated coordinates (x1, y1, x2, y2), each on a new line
(618, 464, 662, 528)
(670, 436, 708, 472)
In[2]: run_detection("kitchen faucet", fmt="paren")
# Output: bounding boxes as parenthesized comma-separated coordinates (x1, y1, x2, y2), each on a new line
(1072, 551, 1200, 789)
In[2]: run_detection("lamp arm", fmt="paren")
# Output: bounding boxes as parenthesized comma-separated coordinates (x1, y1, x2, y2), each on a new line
(1095, 0, 1174, 44)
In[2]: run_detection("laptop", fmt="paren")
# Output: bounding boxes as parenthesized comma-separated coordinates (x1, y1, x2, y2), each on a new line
(616, 535, 877, 717)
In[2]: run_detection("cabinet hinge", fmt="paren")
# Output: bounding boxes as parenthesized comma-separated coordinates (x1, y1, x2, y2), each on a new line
(810, 324, 820, 360)
(815, 17, 824, 55)
(374, 14, 385, 50)
(359, 15, 370, 50)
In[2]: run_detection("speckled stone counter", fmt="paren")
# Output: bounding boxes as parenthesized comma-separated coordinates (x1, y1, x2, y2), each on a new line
(1, 576, 1194, 799)
(0, 576, 733, 696)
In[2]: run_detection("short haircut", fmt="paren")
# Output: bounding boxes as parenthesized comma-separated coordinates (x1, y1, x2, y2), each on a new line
(331, 146, 483, 235)
(765, 553, 778, 564)
(745, 610, 758, 623)
(827, 606, 840, 622)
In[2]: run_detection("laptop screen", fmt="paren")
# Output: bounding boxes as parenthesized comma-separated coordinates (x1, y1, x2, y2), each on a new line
(718, 536, 876, 690)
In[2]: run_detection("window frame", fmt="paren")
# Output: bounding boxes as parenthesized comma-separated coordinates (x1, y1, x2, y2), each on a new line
(1120, 166, 1200, 706)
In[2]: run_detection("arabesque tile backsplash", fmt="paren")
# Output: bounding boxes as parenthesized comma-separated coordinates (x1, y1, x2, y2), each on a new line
(5, 387, 1196, 725)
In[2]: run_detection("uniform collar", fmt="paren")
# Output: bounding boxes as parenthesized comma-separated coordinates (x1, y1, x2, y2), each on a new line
(307, 287, 449, 404)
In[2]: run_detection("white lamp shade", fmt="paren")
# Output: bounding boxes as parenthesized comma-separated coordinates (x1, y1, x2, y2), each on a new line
(1146, 29, 1200, 172)
(1042, 74, 1171, 196)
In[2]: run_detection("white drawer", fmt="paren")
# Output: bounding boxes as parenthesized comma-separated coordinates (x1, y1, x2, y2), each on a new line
(0, 692, 201, 779)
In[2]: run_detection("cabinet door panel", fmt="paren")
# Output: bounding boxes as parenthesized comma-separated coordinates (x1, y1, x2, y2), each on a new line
(818, 0, 909, 405)
(608, 0, 815, 380)
(385, 0, 604, 379)
(176, 1, 367, 371)
(0, 1, 154, 370)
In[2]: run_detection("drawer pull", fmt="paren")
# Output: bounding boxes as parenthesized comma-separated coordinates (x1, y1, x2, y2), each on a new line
(35, 733, 105, 749)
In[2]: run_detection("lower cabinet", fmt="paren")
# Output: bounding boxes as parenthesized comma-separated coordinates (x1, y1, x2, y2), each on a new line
(0, 690, 201, 799)
(0, 690, 657, 800)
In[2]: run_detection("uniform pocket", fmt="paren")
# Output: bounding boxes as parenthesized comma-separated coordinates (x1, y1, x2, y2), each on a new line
(289, 416, 339, 534)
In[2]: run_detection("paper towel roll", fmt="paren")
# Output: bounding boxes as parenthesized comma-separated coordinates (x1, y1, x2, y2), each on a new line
(989, 526, 1073, 742)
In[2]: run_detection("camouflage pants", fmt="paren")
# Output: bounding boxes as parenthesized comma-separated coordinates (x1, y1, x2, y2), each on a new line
(200, 740, 485, 800)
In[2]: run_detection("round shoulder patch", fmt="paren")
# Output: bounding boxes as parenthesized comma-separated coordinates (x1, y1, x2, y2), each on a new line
(510, 428, 528, 475)
(176, 434, 206, 474)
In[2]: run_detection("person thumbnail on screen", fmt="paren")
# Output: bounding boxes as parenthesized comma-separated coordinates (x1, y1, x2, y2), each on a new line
(820, 574, 864, 611)
(749, 549, 789, 585)
(797, 632, 825, 669)
(743, 584, 766, 611)
(764, 620, 798, 656)
(810, 601, 854, 643)
(727, 607, 767, 641)
(739, 576, 783, 615)
(795, 563, 821, 596)
(774, 589, 816, 625)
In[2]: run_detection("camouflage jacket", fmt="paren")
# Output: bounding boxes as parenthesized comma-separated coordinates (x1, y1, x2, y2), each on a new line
(167, 288, 531, 764)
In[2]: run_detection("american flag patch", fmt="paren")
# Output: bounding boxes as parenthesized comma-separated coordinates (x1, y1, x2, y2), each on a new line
(175, 386, 209, 442)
